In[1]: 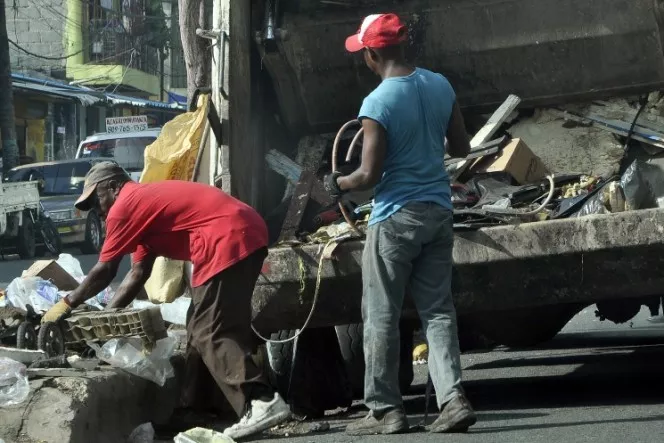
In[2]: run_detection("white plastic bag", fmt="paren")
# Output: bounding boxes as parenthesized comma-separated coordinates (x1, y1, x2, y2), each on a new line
(56, 253, 114, 307)
(6, 277, 59, 313)
(56, 253, 85, 280)
(127, 422, 155, 443)
(133, 297, 191, 326)
(88, 337, 177, 386)
(0, 357, 30, 407)
(174, 427, 236, 443)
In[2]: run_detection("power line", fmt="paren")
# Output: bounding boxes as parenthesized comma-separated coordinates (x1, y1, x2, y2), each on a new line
(8, 38, 84, 60)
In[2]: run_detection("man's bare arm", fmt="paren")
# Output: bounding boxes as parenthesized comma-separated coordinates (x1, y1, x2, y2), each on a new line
(106, 255, 156, 309)
(337, 118, 387, 192)
(66, 259, 122, 308)
(446, 102, 471, 158)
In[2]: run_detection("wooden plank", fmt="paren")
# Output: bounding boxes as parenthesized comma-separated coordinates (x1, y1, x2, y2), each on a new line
(450, 95, 521, 181)
(265, 149, 302, 183)
(470, 94, 522, 147)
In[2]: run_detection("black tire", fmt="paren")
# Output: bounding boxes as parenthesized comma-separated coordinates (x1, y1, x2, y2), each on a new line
(17, 210, 36, 259)
(335, 322, 415, 398)
(40, 217, 62, 256)
(38, 322, 65, 358)
(266, 330, 296, 397)
(81, 211, 103, 254)
(16, 321, 37, 350)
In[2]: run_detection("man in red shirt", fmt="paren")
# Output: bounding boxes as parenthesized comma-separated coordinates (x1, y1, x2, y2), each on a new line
(42, 162, 290, 439)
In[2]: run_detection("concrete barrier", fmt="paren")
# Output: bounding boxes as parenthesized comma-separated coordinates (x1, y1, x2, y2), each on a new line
(0, 366, 180, 443)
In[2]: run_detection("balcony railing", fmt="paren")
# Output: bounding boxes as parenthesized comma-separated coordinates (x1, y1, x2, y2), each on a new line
(88, 19, 159, 77)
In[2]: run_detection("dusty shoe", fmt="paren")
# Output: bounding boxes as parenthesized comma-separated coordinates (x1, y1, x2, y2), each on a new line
(223, 392, 291, 440)
(429, 393, 477, 433)
(346, 408, 409, 436)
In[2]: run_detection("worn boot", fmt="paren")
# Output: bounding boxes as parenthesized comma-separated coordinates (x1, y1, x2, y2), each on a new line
(429, 393, 477, 433)
(346, 408, 409, 436)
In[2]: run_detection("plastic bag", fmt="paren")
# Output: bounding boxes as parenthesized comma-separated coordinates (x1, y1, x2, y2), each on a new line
(56, 253, 85, 280)
(174, 427, 236, 443)
(6, 277, 59, 312)
(0, 357, 30, 407)
(56, 253, 114, 307)
(87, 337, 177, 386)
(127, 422, 155, 443)
(620, 160, 664, 210)
(133, 297, 191, 326)
(144, 257, 185, 304)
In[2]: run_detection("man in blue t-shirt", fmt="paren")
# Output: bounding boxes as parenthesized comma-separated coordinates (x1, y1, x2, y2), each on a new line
(324, 13, 475, 436)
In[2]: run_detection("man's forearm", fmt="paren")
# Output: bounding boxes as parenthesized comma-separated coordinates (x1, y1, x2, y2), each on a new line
(106, 269, 146, 309)
(66, 262, 116, 308)
(338, 169, 379, 192)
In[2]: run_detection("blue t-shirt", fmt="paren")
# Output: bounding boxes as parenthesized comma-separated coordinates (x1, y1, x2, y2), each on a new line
(359, 67, 455, 225)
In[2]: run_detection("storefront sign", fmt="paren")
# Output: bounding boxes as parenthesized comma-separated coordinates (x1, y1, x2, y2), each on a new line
(105, 115, 148, 134)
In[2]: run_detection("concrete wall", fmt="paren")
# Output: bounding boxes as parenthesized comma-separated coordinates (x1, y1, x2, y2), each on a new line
(6, 0, 68, 73)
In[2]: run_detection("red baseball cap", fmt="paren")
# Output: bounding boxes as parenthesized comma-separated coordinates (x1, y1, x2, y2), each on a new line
(345, 13, 408, 53)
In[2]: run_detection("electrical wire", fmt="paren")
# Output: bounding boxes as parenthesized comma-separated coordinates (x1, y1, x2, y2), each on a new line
(109, 49, 136, 94)
(481, 175, 556, 216)
(8, 38, 85, 61)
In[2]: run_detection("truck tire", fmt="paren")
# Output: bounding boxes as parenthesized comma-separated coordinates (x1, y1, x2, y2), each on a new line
(595, 300, 641, 324)
(17, 211, 36, 259)
(81, 211, 103, 254)
(266, 330, 296, 397)
(467, 304, 585, 348)
(335, 322, 415, 398)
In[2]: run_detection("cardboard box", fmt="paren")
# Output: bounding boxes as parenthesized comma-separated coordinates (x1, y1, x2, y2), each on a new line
(469, 138, 548, 184)
(22, 260, 80, 291)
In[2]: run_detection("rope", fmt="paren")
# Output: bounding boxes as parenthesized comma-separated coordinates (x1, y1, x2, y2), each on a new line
(251, 238, 334, 344)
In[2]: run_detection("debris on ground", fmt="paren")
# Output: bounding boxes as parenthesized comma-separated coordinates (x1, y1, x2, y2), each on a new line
(268, 418, 331, 437)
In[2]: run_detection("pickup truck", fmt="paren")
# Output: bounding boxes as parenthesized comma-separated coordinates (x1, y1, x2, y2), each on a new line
(0, 180, 41, 258)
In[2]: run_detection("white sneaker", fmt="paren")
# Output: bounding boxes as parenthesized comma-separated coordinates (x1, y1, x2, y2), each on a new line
(223, 392, 291, 440)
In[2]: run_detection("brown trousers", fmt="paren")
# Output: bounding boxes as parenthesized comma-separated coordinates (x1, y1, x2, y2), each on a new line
(182, 247, 272, 417)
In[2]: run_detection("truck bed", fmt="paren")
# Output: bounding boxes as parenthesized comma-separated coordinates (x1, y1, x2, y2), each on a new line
(0, 181, 40, 214)
(252, 208, 664, 333)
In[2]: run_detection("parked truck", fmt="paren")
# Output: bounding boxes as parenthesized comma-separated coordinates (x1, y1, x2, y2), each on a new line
(203, 0, 664, 406)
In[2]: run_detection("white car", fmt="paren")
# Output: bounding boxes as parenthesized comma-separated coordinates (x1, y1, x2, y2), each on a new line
(75, 128, 160, 181)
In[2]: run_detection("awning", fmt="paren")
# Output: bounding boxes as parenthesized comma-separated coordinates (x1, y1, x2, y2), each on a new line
(12, 81, 104, 106)
(105, 93, 187, 112)
(11, 73, 186, 112)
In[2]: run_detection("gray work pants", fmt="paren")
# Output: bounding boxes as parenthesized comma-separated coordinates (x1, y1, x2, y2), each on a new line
(362, 202, 463, 412)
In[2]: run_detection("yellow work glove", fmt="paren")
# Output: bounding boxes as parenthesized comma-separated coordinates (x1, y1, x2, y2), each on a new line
(42, 299, 72, 323)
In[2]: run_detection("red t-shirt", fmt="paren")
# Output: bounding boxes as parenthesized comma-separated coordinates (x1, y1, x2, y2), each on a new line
(98, 181, 268, 287)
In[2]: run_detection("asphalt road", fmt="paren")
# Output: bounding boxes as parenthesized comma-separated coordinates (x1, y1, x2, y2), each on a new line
(2, 253, 664, 442)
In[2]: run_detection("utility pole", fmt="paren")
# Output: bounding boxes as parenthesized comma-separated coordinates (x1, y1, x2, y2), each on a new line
(0, 0, 18, 175)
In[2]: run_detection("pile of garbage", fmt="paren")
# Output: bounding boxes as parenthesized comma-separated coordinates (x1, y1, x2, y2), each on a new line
(297, 94, 664, 240)
(0, 254, 113, 313)
(0, 254, 191, 410)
